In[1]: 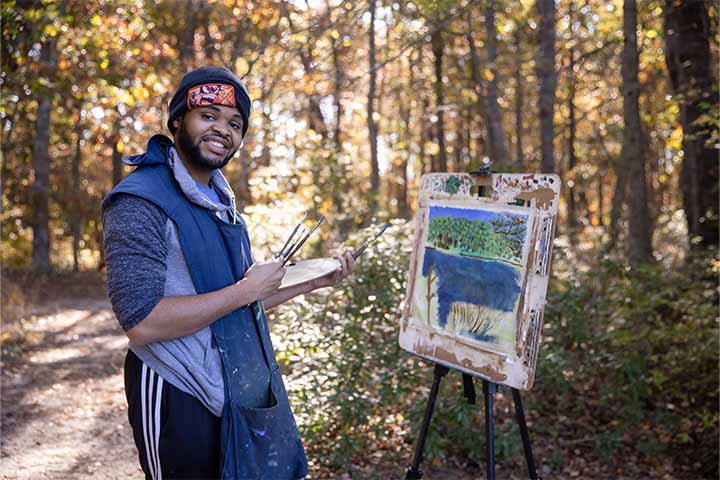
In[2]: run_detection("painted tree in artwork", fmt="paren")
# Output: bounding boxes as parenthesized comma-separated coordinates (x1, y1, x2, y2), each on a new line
(425, 263, 437, 323)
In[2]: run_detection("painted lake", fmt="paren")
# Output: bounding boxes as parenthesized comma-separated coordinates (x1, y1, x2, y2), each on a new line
(421, 247, 522, 346)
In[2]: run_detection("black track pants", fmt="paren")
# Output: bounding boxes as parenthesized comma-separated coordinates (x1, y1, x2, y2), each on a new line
(124, 350, 222, 479)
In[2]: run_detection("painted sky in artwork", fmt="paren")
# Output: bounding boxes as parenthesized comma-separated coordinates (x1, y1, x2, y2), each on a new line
(428, 206, 528, 224)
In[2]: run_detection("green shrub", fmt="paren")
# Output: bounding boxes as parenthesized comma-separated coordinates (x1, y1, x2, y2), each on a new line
(268, 221, 719, 478)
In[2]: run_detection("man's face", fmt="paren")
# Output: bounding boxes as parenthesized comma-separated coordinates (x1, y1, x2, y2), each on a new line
(174, 105, 245, 171)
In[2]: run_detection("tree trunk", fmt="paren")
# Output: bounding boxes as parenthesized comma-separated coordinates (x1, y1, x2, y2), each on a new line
(237, 148, 252, 207)
(597, 170, 604, 227)
(202, 10, 215, 62)
(536, 0, 557, 173)
(72, 124, 82, 272)
(31, 32, 59, 272)
(1, 100, 20, 201)
(112, 120, 123, 187)
(180, 0, 199, 68)
(595, 129, 614, 229)
(431, 28, 447, 172)
(608, 162, 627, 251)
(466, 15, 490, 169)
(330, 26, 346, 219)
(331, 36, 343, 153)
(567, 47, 578, 236)
(483, 2, 509, 169)
(260, 108, 272, 168)
(419, 96, 429, 175)
(622, 0, 654, 266)
(367, 0, 380, 203)
(396, 52, 415, 218)
(513, 28, 525, 169)
(664, 0, 719, 249)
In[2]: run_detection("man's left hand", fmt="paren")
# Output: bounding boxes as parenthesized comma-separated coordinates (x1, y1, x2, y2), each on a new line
(310, 251, 356, 290)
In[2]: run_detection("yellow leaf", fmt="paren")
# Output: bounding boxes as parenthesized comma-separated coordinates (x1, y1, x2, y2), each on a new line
(320, 198, 333, 213)
(90, 14, 102, 27)
(100, 59, 109, 69)
(668, 126, 683, 150)
(234, 57, 249, 76)
(646, 29, 657, 39)
(425, 141, 440, 155)
(120, 90, 135, 107)
(483, 69, 495, 81)
(117, 140, 124, 153)
(132, 86, 149, 101)
(330, 30, 340, 40)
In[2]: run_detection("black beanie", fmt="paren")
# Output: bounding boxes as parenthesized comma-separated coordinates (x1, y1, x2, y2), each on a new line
(167, 66, 251, 138)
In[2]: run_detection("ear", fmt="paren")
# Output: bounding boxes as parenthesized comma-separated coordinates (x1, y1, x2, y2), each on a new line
(173, 119, 180, 129)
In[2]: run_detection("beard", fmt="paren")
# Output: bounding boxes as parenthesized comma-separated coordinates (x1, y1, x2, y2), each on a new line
(177, 120, 236, 171)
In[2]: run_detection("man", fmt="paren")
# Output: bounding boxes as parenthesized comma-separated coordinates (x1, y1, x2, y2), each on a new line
(103, 66, 354, 479)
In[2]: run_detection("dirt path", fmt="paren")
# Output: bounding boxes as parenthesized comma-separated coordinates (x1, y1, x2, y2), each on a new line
(1, 299, 142, 479)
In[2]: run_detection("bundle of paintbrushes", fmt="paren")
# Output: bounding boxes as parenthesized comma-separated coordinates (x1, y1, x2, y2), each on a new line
(275, 213, 325, 266)
(276, 219, 391, 291)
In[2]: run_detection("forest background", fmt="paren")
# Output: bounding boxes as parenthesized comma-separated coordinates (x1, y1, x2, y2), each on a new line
(1, 0, 718, 478)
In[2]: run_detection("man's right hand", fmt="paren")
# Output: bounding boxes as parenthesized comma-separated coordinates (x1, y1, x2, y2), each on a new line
(241, 259, 286, 302)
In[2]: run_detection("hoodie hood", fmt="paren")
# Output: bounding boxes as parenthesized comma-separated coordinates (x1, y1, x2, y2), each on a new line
(123, 134, 175, 167)
(124, 134, 240, 224)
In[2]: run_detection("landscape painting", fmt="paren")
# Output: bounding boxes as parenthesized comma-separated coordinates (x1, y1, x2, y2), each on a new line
(411, 204, 530, 355)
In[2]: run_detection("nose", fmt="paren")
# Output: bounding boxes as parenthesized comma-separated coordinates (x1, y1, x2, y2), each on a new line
(211, 122, 230, 139)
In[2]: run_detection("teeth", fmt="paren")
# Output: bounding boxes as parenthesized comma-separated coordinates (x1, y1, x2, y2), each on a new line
(206, 139, 227, 149)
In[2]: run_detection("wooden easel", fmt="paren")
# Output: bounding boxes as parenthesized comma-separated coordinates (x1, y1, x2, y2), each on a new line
(405, 167, 540, 480)
(404, 363, 539, 480)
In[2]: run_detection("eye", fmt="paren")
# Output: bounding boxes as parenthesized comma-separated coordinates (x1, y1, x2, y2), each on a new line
(230, 122, 242, 130)
(202, 113, 215, 120)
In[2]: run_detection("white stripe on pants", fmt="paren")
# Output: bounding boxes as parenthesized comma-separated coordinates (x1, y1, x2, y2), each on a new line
(141, 363, 164, 480)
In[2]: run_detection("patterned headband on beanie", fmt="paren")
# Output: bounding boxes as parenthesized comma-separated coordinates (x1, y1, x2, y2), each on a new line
(167, 66, 252, 138)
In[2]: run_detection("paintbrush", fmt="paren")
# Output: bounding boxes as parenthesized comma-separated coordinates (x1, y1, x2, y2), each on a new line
(281, 215, 325, 266)
(353, 223, 391, 260)
(281, 227, 306, 260)
(275, 213, 307, 259)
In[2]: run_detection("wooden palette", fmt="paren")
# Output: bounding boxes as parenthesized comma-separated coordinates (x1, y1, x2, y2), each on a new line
(279, 258, 341, 290)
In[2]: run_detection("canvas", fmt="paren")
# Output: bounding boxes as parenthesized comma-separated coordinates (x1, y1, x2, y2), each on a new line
(400, 173, 560, 390)
(411, 202, 532, 357)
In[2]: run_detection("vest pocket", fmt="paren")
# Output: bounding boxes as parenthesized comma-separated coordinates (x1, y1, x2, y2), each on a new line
(221, 368, 308, 479)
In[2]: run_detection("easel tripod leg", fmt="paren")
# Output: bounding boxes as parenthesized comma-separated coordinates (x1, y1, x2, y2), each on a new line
(405, 364, 450, 480)
(512, 388, 539, 479)
(462, 373, 476, 404)
(483, 381, 497, 480)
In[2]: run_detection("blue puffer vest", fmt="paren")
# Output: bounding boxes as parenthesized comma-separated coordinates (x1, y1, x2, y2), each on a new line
(103, 134, 308, 479)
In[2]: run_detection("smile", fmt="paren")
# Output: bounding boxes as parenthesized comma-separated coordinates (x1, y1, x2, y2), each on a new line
(202, 138, 229, 155)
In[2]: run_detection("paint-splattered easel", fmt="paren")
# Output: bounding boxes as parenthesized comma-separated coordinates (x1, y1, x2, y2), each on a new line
(405, 166, 545, 480)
